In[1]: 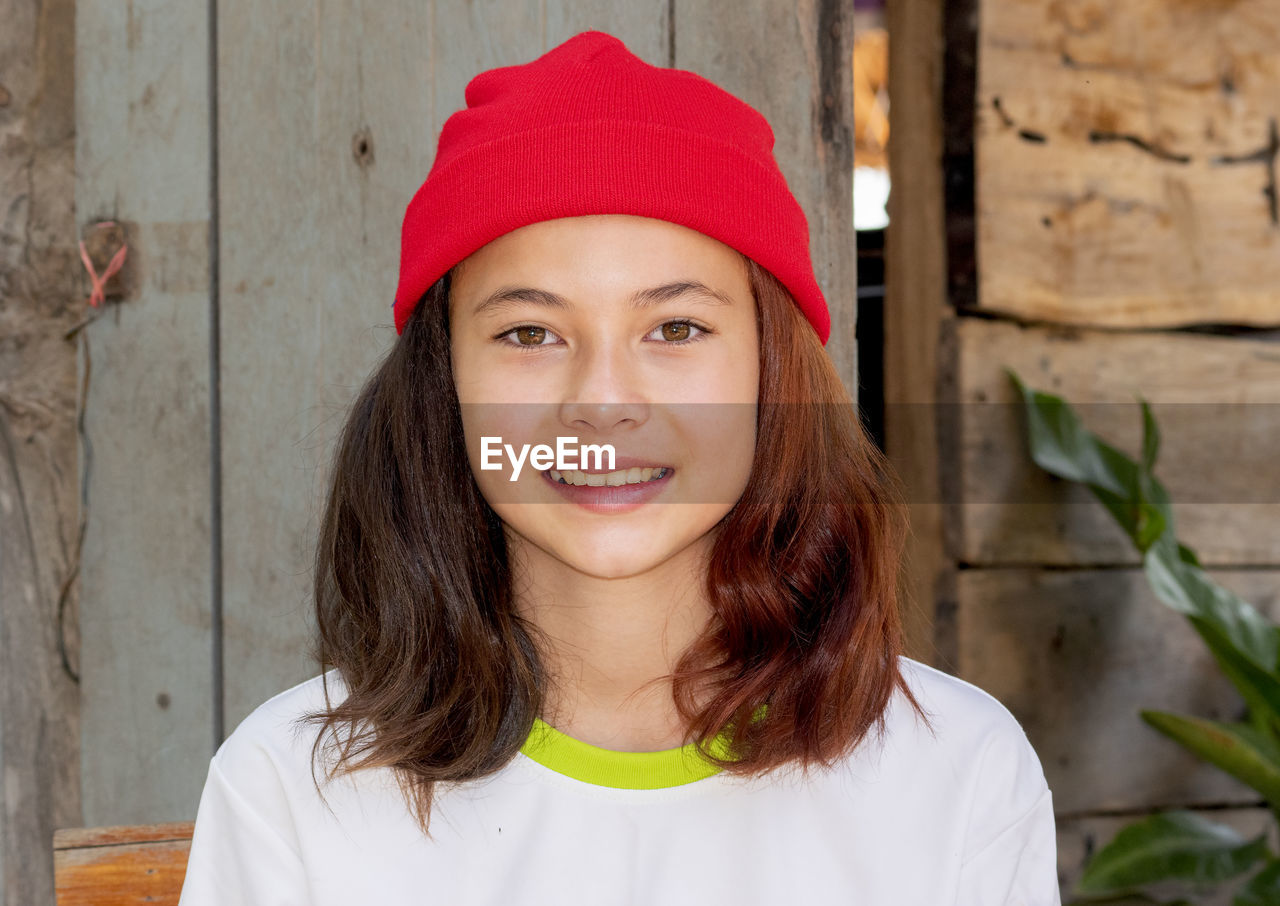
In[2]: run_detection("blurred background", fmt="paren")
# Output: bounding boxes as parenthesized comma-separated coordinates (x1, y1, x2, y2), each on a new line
(4, 0, 1280, 904)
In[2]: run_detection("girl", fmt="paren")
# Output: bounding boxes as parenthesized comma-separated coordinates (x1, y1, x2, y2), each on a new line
(178, 29, 1059, 905)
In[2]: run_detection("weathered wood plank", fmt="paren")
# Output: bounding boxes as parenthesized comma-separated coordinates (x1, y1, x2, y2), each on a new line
(677, 0, 859, 395)
(976, 0, 1280, 327)
(76, 0, 215, 827)
(215, 0, 439, 734)
(953, 317, 1280, 566)
(53, 824, 193, 906)
(883, 0, 951, 666)
(54, 823, 195, 850)
(544, 5, 668, 62)
(1, 0, 82, 900)
(958, 567, 1280, 814)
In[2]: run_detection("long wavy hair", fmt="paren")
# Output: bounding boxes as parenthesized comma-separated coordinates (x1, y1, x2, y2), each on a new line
(297, 255, 930, 838)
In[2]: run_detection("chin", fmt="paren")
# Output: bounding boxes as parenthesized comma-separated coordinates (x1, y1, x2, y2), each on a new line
(554, 545, 679, 580)
(533, 526, 685, 579)
(501, 507, 723, 581)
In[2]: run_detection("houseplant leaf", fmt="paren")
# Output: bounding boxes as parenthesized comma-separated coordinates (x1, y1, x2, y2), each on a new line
(1006, 368, 1134, 499)
(1009, 370, 1277, 673)
(1140, 397, 1159, 474)
(1145, 531, 1280, 677)
(1075, 809, 1268, 895)
(1235, 857, 1280, 906)
(1007, 370, 1172, 552)
(1187, 614, 1280, 739)
(1139, 712, 1280, 806)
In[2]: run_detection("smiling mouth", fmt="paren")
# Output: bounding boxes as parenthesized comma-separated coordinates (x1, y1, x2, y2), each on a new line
(547, 467, 671, 487)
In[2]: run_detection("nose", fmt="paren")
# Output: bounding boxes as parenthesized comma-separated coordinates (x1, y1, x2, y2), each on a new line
(558, 337, 649, 434)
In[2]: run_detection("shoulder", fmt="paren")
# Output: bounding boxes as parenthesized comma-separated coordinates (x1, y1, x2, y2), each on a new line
(185, 670, 354, 864)
(213, 668, 352, 795)
(888, 656, 1054, 854)
(886, 655, 1050, 798)
(894, 654, 1030, 737)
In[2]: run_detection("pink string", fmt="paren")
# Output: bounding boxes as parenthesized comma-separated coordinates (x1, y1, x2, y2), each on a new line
(78, 221, 128, 307)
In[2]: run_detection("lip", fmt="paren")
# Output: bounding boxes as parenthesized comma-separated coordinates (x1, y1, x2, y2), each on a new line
(540, 466, 674, 513)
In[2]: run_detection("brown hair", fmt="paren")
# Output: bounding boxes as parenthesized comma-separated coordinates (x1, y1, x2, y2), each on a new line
(297, 256, 930, 838)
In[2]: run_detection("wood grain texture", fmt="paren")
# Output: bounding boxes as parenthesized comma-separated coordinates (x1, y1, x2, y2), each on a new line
(953, 317, 1280, 566)
(1, 0, 83, 900)
(53, 824, 193, 906)
(958, 566, 1280, 814)
(883, 0, 951, 667)
(976, 0, 1280, 327)
(75, 0, 216, 830)
(215, 0, 441, 742)
(54, 823, 195, 850)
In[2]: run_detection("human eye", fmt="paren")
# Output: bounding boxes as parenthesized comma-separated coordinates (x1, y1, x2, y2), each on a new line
(493, 324, 563, 350)
(644, 320, 713, 345)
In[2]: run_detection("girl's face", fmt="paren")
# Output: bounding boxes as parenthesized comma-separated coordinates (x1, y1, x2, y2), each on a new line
(448, 214, 760, 580)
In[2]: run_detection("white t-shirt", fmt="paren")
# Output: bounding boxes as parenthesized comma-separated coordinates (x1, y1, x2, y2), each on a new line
(177, 656, 1060, 905)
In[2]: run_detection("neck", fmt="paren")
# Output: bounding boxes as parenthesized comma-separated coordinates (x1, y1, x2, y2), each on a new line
(510, 532, 717, 752)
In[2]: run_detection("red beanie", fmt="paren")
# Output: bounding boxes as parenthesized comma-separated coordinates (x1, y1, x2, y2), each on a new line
(393, 29, 831, 345)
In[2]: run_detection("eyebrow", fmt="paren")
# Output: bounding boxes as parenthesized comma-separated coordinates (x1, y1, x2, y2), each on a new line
(471, 280, 738, 317)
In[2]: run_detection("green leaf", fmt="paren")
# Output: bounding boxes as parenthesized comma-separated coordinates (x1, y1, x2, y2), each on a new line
(1132, 431, 1171, 553)
(1140, 712, 1280, 806)
(1140, 397, 1159, 473)
(1235, 858, 1280, 906)
(1188, 614, 1280, 738)
(1006, 369, 1133, 498)
(1144, 532, 1279, 676)
(1076, 810, 1268, 895)
(1007, 370, 1173, 551)
(1132, 499, 1167, 552)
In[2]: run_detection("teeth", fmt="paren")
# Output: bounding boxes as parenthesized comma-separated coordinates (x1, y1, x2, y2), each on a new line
(548, 468, 668, 487)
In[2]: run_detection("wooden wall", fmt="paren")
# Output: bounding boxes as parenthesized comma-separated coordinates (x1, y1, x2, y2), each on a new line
(1, 0, 82, 903)
(72, 0, 857, 836)
(887, 0, 1280, 897)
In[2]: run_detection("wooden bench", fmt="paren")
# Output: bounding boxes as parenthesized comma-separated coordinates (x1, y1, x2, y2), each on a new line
(53, 823, 194, 905)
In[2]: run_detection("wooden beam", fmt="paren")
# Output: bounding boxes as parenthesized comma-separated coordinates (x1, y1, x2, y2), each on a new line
(0, 0, 82, 900)
(53, 823, 194, 906)
(883, 0, 952, 667)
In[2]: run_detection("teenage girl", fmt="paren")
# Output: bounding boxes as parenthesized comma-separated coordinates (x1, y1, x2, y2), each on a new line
(178, 29, 1060, 905)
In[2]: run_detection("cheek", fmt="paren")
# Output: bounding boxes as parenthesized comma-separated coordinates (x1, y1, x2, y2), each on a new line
(450, 339, 501, 408)
(664, 402, 756, 512)
(706, 407, 757, 500)
(457, 403, 550, 492)
(698, 326, 759, 405)
(450, 325, 515, 404)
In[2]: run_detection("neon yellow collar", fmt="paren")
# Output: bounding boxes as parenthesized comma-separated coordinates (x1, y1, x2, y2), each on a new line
(519, 717, 738, 790)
